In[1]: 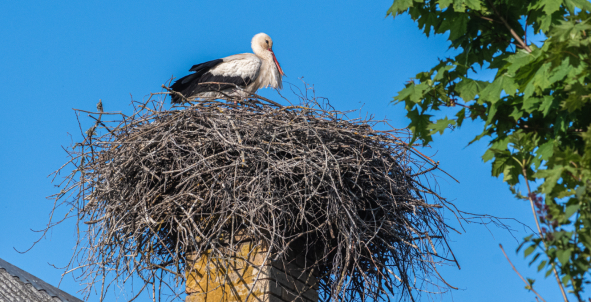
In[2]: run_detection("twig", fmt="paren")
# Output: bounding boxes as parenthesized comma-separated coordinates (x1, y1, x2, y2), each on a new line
(522, 166, 569, 302)
(499, 244, 547, 302)
(72, 108, 125, 116)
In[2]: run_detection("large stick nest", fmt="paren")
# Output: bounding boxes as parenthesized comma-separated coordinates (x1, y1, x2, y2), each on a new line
(51, 86, 460, 302)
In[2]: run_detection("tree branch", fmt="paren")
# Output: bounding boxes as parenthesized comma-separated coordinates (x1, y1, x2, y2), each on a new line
(486, 0, 532, 52)
(499, 244, 547, 302)
(468, 12, 502, 24)
(521, 165, 569, 302)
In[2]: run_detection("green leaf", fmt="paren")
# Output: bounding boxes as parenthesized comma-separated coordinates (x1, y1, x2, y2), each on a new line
(538, 260, 547, 272)
(548, 57, 572, 84)
(524, 245, 536, 258)
(555, 112, 568, 132)
(529, 253, 542, 265)
(486, 102, 498, 125)
(565, 203, 580, 219)
(562, 82, 590, 112)
(575, 185, 586, 200)
(524, 63, 552, 100)
(482, 149, 494, 162)
(545, 269, 553, 278)
(438, 0, 453, 8)
(568, 0, 591, 10)
(448, 14, 469, 41)
(456, 78, 483, 101)
(539, 96, 555, 117)
(535, 167, 564, 193)
(510, 106, 523, 121)
(542, 0, 563, 15)
(464, 0, 481, 9)
(562, 274, 572, 286)
(453, 0, 466, 12)
(407, 108, 434, 145)
(502, 160, 522, 185)
(522, 97, 542, 113)
(480, 75, 518, 103)
(387, 0, 414, 15)
(506, 51, 536, 75)
(557, 248, 572, 266)
(434, 65, 454, 81)
(538, 12, 555, 32)
(491, 152, 521, 185)
(396, 82, 430, 103)
(533, 64, 552, 91)
(428, 116, 456, 135)
(456, 108, 466, 126)
(581, 233, 591, 250)
(537, 142, 554, 160)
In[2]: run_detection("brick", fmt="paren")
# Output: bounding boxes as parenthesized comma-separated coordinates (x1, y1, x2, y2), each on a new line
(185, 240, 318, 302)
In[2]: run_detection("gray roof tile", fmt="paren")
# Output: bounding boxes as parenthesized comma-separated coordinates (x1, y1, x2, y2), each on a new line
(0, 258, 82, 302)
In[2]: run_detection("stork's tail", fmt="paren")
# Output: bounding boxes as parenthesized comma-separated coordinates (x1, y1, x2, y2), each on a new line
(170, 73, 198, 103)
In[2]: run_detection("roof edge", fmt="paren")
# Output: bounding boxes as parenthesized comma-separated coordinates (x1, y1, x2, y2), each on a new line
(0, 257, 83, 302)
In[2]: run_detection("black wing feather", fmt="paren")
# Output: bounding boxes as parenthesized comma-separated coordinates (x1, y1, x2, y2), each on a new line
(189, 59, 223, 73)
(170, 59, 222, 103)
(170, 58, 254, 103)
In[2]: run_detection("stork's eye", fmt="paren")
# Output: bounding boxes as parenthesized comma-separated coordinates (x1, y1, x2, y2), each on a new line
(265, 40, 269, 45)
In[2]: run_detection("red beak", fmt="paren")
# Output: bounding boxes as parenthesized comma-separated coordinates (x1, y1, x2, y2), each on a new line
(269, 49, 285, 76)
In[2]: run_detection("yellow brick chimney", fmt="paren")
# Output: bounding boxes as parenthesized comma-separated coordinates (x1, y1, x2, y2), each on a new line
(186, 240, 318, 302)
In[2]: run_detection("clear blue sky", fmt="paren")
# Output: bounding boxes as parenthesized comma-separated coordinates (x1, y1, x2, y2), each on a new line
(0, 0, 572, 301)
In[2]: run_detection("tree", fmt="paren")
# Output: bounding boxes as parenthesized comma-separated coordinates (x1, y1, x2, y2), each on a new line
(387, 0, 591, 300)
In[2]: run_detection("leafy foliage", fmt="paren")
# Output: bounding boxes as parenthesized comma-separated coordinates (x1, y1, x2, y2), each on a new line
(388, 0, 591, 299)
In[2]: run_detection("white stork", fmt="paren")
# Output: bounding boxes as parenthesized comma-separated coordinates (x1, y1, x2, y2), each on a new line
(170, 33, 285, 103)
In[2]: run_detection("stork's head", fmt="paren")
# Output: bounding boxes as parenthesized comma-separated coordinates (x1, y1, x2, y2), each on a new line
(252, 33, 285, 76)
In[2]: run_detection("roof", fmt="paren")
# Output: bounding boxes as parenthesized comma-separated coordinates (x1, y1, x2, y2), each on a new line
(0, 257, 83, 302)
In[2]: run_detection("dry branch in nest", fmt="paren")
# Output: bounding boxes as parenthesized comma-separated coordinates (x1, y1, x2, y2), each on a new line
(50, 85, 462, 302)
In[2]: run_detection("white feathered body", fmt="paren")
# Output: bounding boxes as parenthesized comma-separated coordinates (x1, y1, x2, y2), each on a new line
(170, 33, 284, 103)
(200, 53, 282, 98)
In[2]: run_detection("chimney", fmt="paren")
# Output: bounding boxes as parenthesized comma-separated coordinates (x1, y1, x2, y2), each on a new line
(186, 240, 318, 302)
